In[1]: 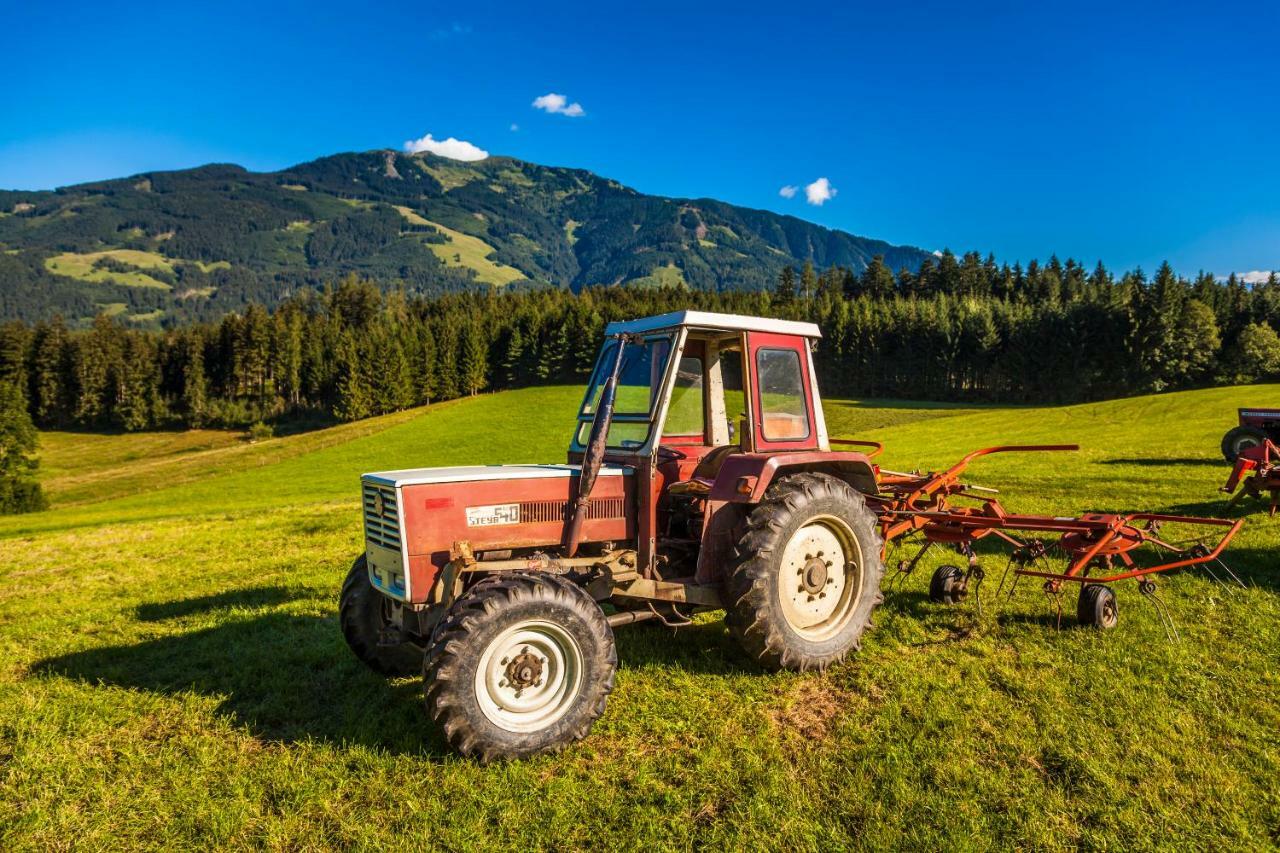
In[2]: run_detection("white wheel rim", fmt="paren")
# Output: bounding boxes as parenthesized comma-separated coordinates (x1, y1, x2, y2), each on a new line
(474, 619, 584, 733)
(777, 516, 863, 641)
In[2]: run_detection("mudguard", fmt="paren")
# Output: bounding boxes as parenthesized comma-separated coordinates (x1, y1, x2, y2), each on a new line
(707, 451, 878, 503)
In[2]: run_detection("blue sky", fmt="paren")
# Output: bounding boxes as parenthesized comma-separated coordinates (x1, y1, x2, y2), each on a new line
(2, 1, 1277, 277)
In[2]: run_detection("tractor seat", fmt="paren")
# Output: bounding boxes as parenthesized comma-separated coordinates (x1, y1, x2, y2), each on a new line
(667, 445, 741, 497)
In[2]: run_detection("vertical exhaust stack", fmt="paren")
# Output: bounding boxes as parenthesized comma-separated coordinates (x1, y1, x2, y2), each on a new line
(564, 335, 631, 557)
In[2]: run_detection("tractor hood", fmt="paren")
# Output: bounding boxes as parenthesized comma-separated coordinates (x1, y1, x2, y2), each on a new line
(362, 463, 632, 488)
(360, 464, 636, 604)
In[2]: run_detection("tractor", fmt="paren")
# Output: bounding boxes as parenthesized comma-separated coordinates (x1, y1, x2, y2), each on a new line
(1221, 408, 1280, 462)
(340, 311, 1241, 761)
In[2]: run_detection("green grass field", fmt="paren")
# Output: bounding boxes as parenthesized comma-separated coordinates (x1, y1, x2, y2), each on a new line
(1, 385, 1277, 849)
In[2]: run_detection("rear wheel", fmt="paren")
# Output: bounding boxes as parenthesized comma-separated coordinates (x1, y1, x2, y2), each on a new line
(1222, 425, 1266, 462)
(339, 555, 422, 676)
(725, 473, 884, 672)
(1077, 583, 1118, 629)
(424, 573, 616, 762)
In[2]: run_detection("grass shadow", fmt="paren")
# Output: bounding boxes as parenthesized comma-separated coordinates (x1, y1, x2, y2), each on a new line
(135, 585, 306, 621)
(1099, 457, 1226, 468)
(33, 608, 451, 759)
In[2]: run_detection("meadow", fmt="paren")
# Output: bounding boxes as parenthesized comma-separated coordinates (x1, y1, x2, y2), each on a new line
(0, 384, 1277, 849)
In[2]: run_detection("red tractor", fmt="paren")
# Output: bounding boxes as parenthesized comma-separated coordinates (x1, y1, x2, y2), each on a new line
(340, 311, 1240, 761)
(1221, 408, 1280, 462)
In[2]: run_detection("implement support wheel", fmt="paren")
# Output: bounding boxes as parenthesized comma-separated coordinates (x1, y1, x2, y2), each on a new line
(1077, 583, 1119, 629)
(929, 564, 967, 605)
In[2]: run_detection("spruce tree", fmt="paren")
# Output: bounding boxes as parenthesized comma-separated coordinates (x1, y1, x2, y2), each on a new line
(0, 381, 46, 514)
(774, 266, 796, 304)
(181, 333, 209, 427)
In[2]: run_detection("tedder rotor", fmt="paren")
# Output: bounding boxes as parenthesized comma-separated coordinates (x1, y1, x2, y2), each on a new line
(338, 310, 1244, 761)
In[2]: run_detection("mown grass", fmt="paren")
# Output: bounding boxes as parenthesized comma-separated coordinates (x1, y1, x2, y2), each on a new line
(1, 385, 1277, 849)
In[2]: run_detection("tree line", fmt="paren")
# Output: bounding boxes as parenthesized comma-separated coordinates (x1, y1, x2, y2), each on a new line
(0, 252, 1277, 435)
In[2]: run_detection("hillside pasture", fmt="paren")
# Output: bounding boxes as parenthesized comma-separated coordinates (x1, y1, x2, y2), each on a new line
(0, 385, 1276, 849)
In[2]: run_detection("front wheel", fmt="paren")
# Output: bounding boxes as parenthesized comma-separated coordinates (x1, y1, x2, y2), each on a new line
(339, 555, 423, 676)
(424, 573, 616, 762)
(725, 472, 885, 672)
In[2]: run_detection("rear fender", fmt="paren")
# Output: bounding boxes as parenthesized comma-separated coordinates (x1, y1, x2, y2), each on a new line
(708, 451, 878, 504)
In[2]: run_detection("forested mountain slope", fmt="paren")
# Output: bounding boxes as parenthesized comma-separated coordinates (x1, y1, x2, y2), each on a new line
(0, 151, 930, 325)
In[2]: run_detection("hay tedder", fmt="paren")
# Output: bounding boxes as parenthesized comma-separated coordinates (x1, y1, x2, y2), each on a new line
(340, 311, 1243, 760)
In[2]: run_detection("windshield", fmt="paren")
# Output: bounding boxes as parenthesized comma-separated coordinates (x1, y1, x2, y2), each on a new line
(577, 334, 673, 450)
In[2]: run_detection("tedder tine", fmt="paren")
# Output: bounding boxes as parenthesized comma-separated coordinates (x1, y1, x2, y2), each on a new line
(1139, 579, 1180, 642)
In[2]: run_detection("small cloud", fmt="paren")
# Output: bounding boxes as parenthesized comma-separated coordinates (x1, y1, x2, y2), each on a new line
(932, 250, 944, 258)
(509, 123, 520, 132)
(431, 22, 471, 40)
(532, 92, 585, 117)
(402, 132, 488, 161)
(805, 177, 837, 206)
(1237, 270, 1277, 284)
(778, 185, 798, 199)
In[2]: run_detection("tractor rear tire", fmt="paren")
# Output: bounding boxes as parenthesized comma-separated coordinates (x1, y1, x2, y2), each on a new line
(1222, 426, 1266, 462)
(424, 573, 616, 762)
(339, 555, 423, 676)
(724, 472, 884, 672)
(929, 564, 967, 605)
(1077, 583, 1118, 629)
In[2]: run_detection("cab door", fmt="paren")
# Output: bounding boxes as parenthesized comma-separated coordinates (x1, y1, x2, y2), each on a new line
(747, 332, 818, 452)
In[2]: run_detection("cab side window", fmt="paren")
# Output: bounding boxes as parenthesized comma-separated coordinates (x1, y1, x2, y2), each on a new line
(756, 348, 810, 441)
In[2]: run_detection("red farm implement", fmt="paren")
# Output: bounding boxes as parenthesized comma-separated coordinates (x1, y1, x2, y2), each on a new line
(858, 444, 1244, 636)
(1221, 438, 1280, 515)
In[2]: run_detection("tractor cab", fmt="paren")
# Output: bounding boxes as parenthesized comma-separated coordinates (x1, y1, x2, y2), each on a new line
(571, 310, 828, 466)
(566, 312, 870, 580)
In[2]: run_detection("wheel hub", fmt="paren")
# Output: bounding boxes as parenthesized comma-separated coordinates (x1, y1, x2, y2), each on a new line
(800, 556, 829, 594)
(504, 649, 544, 689)
(778, 518, 864, 641)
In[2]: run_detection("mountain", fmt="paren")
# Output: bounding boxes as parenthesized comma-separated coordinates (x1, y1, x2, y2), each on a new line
(0, 151, 932, 325)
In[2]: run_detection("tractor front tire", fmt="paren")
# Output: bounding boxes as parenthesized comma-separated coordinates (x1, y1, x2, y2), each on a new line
(339, 555, 423, 676)
(725, 472, 885, 672)
(424, 573, 616, 762)
(1077, 583, 1118, 629)
(1222, 426, 1266, 462)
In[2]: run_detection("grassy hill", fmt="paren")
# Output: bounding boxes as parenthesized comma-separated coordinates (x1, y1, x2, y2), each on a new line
(0, 152, 931, 325)
(1, 385, 1277, 848)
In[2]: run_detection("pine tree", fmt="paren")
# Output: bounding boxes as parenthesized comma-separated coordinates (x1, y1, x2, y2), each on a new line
(0, 380, 45, 514)
(774, 266, 796, 304)
(417, 325, 438, 405)
(30, 317, 70, 427)
(460, 320, 489, 396)
(334, 335, 372, 421)
(800, 260, 817, 301)
(181, 333, 209, 427)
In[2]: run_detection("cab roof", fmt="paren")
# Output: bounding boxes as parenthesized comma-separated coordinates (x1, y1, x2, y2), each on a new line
(603, 310, 821, 339)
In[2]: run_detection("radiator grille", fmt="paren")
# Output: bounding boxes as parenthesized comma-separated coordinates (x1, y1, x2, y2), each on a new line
(519, 497, 625, 524)
(362, 482, 402, 550)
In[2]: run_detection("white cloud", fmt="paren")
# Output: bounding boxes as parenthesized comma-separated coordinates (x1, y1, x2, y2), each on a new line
(805, 177, 837, 206)
(509, 123, 520, 132)
(778, 185, 798, 199)
(932, 250, 944, 258)
(1237, 270, 1277, 284)
(532, 93, 585, 117)
(401, 133, 488, 161)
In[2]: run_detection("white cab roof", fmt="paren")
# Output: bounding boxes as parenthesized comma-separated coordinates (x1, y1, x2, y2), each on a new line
(362, 463, 632, 488)
(604, 310, 821, 339)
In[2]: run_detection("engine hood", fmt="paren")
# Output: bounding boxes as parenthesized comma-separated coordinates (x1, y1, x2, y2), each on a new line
(361, 463, 634, 488)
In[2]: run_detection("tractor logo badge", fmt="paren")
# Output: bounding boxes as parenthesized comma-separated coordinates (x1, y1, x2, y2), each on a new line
(373, 491, 386, 516)
(466, 503, 521, 527)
